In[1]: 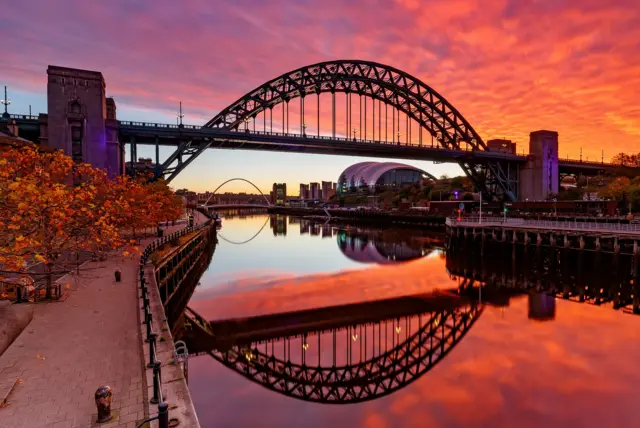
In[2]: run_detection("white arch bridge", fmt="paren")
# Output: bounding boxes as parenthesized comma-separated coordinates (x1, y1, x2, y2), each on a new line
(200, 178, 272, 210)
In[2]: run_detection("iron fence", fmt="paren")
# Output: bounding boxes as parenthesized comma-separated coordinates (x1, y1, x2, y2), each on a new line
(137, 221, 209, 428)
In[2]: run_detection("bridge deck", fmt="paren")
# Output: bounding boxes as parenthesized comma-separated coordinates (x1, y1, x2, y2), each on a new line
(184, 291, 467, 353)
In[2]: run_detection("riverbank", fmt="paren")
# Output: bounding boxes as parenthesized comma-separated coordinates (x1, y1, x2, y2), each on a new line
(0, 214, 205, 428)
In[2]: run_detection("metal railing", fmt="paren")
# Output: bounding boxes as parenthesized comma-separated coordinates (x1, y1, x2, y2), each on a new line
(137, 221, 209, 428)
(9, 113, 39, 121)
(446, 216, 640, 233)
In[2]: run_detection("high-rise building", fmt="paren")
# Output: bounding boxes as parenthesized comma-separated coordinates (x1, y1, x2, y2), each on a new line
(310, 182, 321, 200)
(299, 183, 309, 200)
(322, 181, 336, 200)
(271, 183, 287, 205)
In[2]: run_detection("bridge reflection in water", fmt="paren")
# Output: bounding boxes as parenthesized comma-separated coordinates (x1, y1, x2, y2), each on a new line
(178, 292, 483, 404)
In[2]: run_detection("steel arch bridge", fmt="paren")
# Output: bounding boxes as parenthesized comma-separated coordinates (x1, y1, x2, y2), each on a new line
(202, 178, 271, 207)
(181, 297, 483, 404)
(119, 60, 520, 201)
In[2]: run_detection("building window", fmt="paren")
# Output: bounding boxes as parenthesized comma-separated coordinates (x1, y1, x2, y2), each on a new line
(71, 126, 83, 162)
(70, 101, 81, 114)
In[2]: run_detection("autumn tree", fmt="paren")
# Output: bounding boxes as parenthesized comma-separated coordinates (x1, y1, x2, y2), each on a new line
(599, 176, 630, 201)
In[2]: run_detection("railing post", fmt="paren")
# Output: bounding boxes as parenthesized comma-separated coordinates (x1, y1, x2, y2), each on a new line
(158, 402, 169, 428)
(150, 361, 161, 404)
(147, 332, 157, 367)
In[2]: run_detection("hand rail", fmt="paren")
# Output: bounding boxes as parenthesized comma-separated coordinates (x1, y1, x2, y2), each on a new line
(137, 220, 209, 427)
(447, 216, 640, 233)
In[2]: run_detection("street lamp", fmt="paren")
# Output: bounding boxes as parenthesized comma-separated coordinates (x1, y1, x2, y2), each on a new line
(244, 117, 249, 132)
(353, 128, 358, 141)
(302, 123, 307, 136)
(397, 131, 401, 145)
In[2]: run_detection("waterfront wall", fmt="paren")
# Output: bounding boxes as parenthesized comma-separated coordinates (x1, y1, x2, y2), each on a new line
(138, 222, 216, 428)
(267, 206, 446, 227)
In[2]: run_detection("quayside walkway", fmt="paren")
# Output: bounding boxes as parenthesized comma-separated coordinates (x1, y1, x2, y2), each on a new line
(0, 213, 205, 428)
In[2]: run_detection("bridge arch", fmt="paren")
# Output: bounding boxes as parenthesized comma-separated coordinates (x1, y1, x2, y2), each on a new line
(189, 304, 483, 404)
(218, 216, 269, 245)
(201, 60, 515, 201)
(203, 178, 271, 207)
(205, 60, 484, 152)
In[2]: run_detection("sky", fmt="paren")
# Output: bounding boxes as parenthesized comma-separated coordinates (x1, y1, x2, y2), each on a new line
(1, 0, 639, 194)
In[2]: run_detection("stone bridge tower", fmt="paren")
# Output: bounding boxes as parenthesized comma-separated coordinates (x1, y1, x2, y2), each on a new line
(46, 66, 123, 177)
(519, 130, 559, 201)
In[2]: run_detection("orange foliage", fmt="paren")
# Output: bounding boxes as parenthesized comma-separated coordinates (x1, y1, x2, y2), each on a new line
(0, 144, 184, 295)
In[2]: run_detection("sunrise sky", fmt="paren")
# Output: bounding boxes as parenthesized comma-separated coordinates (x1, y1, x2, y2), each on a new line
(2, 0, 639, 194)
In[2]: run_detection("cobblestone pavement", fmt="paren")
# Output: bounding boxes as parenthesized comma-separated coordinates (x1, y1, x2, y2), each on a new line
(0, 215, 204, 428)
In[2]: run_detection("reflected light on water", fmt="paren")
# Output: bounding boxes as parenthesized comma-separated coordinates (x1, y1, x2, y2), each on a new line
(183, 214, 640, 428)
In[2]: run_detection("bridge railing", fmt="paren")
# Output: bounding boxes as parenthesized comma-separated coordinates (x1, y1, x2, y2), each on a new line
(137, 221, 209, 428)
(9, 113, 39, 121)
(446, 216, 640, 233)
(117, 121, 526, 159)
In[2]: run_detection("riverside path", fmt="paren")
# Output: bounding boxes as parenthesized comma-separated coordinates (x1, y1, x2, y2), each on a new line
(0, 212, 205, 428)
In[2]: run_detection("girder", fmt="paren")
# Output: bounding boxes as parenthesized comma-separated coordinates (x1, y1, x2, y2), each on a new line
(132, 60, 519, 200)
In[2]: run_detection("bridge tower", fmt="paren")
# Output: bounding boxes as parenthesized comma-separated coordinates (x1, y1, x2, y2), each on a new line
(519, 130, 559, 201)
(45, 66, 123, 177)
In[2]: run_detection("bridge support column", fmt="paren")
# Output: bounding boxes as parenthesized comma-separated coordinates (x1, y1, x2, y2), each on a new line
(564, 235, 570, 248)
(501, 229, 507, 242)
(614, 238, 620, 254)
(550, 234, 556, 247)
(634, 240, 639, 256)
(512, 231, 517, 244)
(536, 233, 542, 246)
(579, 236, 585, 250)
(595, 237, 601, 251)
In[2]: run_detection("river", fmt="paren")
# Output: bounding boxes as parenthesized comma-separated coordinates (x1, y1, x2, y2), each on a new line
(180, 212, 640, 428)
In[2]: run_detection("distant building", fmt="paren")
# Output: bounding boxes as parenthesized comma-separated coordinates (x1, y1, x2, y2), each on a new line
(299, 183, 309, 200)
(322, 181, 337, 200)
(125, 157, 157, 177)
(487, 139, 517, 154)
(310, 182, 321, 199)
(271, 183, 287, 205)
(337, 161, 434, 195)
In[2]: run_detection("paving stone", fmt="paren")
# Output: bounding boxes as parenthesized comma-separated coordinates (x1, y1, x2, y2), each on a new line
(0, 219, 201, 428)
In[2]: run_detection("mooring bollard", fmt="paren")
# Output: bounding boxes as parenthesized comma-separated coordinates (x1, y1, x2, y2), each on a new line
(95, 385, 113, 423)
(114, 269, 121, 283)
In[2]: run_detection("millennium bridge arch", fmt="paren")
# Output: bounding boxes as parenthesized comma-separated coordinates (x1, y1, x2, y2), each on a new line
(182, 297, 483, 404)
(202, 178, 271, 207)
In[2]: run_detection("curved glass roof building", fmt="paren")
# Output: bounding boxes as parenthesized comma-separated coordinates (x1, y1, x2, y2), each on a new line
(337, 161, 435, 195)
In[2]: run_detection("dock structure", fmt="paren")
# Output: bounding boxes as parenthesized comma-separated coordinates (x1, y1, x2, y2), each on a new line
(446, 217, 640, 255)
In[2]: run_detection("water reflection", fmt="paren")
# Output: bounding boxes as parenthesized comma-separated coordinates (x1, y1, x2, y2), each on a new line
(178, 214, 640, 428)
(179, 292, 483, 404)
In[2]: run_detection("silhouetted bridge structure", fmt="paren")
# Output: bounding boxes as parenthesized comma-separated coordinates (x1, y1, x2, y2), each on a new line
(179, 292, 482, 404)
(9, 60, 634, 202)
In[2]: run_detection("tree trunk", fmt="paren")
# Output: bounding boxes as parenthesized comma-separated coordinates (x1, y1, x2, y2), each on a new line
(45, 262, 53, 300)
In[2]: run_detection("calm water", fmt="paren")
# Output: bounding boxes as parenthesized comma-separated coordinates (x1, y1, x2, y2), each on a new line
(182, 212, 640, 428)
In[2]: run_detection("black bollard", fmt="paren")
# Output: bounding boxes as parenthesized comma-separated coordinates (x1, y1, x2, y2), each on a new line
(148, 332, 157, 367)
(95, 385, 113, 423)
(145, 313, 153, 343)
(150, 362, 161, 404)
(158, 402, 169, 428)
(114, 270, 121, 283)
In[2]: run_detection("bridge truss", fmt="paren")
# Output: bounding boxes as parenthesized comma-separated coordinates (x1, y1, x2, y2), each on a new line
(184, 304, 483, 404)
(125, 60, 519, 201)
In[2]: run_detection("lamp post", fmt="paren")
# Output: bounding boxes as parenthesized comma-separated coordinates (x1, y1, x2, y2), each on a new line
(352, 128, 358, 141)
(302, 123, 307, 137)
(397, 131, 401, 145)
(1, 86, 10, 119)
(244, 117, 249, 132)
